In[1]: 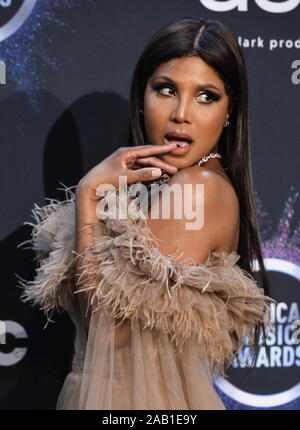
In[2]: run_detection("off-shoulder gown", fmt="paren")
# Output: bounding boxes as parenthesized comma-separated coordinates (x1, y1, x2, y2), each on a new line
(17, 183, 276, 410)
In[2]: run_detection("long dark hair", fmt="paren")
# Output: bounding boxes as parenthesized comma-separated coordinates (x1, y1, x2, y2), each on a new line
(127, 16, 270, 374)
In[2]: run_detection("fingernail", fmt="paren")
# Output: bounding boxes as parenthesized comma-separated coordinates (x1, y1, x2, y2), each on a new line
(152, 168, 162, 177)
(167, 143, 177, 146)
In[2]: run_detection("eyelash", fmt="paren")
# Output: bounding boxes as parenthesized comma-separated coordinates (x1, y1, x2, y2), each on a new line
(152, 83, 220, 104)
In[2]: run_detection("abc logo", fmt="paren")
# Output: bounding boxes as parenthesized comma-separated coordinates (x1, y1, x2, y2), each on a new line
(199, 0, 300, 13)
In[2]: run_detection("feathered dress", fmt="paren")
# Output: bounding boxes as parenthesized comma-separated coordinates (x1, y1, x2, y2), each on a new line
(16, 183, 276, 410)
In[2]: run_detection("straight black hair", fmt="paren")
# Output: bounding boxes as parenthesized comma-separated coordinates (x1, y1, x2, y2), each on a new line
(127, 16, 271, 376)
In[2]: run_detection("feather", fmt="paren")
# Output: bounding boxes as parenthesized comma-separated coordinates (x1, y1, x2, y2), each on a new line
(16, 185, 77, 328)
(74, 188, 277, 379)
(17, 185, 277, 378)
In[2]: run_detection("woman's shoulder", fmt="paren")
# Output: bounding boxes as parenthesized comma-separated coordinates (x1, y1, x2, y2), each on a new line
(178, 166, 240, 253)
(165, 165, 239, 224)
(144, 165, 239, 264)
(169, 165, 238, 202)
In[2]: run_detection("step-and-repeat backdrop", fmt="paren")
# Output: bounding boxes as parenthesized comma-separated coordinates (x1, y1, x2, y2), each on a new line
(0, 0, 299, 410)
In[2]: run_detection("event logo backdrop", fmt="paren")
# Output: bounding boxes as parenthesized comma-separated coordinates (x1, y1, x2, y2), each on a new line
(199, 0, 300, 13)
(0, 0, 38, 42)
(215, 188, 300, 408)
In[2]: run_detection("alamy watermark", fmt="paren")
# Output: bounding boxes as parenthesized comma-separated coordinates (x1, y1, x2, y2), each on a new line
(291, 60, 300, 85)
(96, 175, 205, 231)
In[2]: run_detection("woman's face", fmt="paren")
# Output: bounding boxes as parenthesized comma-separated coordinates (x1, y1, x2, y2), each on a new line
(143, 56, 232, 170)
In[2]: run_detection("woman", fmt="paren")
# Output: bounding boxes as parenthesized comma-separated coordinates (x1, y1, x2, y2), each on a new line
(18, 17, 276, 410)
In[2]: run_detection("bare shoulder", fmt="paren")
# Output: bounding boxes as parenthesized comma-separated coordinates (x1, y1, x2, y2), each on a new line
(146, 166, 240, 265)
(188, 166, 238, 210)
(170, 165, 238, 202)
(165, 166, 239, 221)
(177, 166, 240, 252)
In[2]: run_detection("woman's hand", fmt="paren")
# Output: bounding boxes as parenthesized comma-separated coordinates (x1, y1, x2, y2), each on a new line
(76, 143, 179, 196)
(74, 143, 179, 335)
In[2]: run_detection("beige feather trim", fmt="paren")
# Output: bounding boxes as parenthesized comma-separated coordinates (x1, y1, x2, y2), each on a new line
(17, 185, 277, 378)
(16, 184, 77, 327)
(74, 188, 277, 379)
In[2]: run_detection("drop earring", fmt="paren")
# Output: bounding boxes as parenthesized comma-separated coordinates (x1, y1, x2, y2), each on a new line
(224, 118, 230, 127)
(139, 107, 144, 114)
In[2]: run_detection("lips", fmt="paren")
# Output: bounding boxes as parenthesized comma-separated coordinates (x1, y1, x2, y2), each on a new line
(164, 131, 193, 147)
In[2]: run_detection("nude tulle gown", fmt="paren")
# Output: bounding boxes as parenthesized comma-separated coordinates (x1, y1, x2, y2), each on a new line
(17, 183, 276, 410)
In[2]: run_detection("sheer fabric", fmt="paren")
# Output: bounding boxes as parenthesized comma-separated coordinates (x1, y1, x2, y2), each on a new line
(76, 312, 226, 409)
(17, 184, 276, 410)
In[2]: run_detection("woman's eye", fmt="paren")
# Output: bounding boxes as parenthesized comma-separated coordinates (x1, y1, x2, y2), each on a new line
(153, 84, 220, 103)
(197, 91, 215, 104)
(154, 84, 175, 96)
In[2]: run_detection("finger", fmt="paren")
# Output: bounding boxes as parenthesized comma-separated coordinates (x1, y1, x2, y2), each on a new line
(133, 156, 178, 174)
(126, 166, 165, 183)
(129, 160, 171, 176)
(124, 144, 179, 163)
(131, 163, 170, 179)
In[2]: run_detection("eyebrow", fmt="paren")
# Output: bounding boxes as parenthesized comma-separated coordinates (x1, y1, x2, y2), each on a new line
(152, 75, 222, 92)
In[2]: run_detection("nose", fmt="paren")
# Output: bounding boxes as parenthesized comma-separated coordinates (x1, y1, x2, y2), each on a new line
(170, 96, 192, 123)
